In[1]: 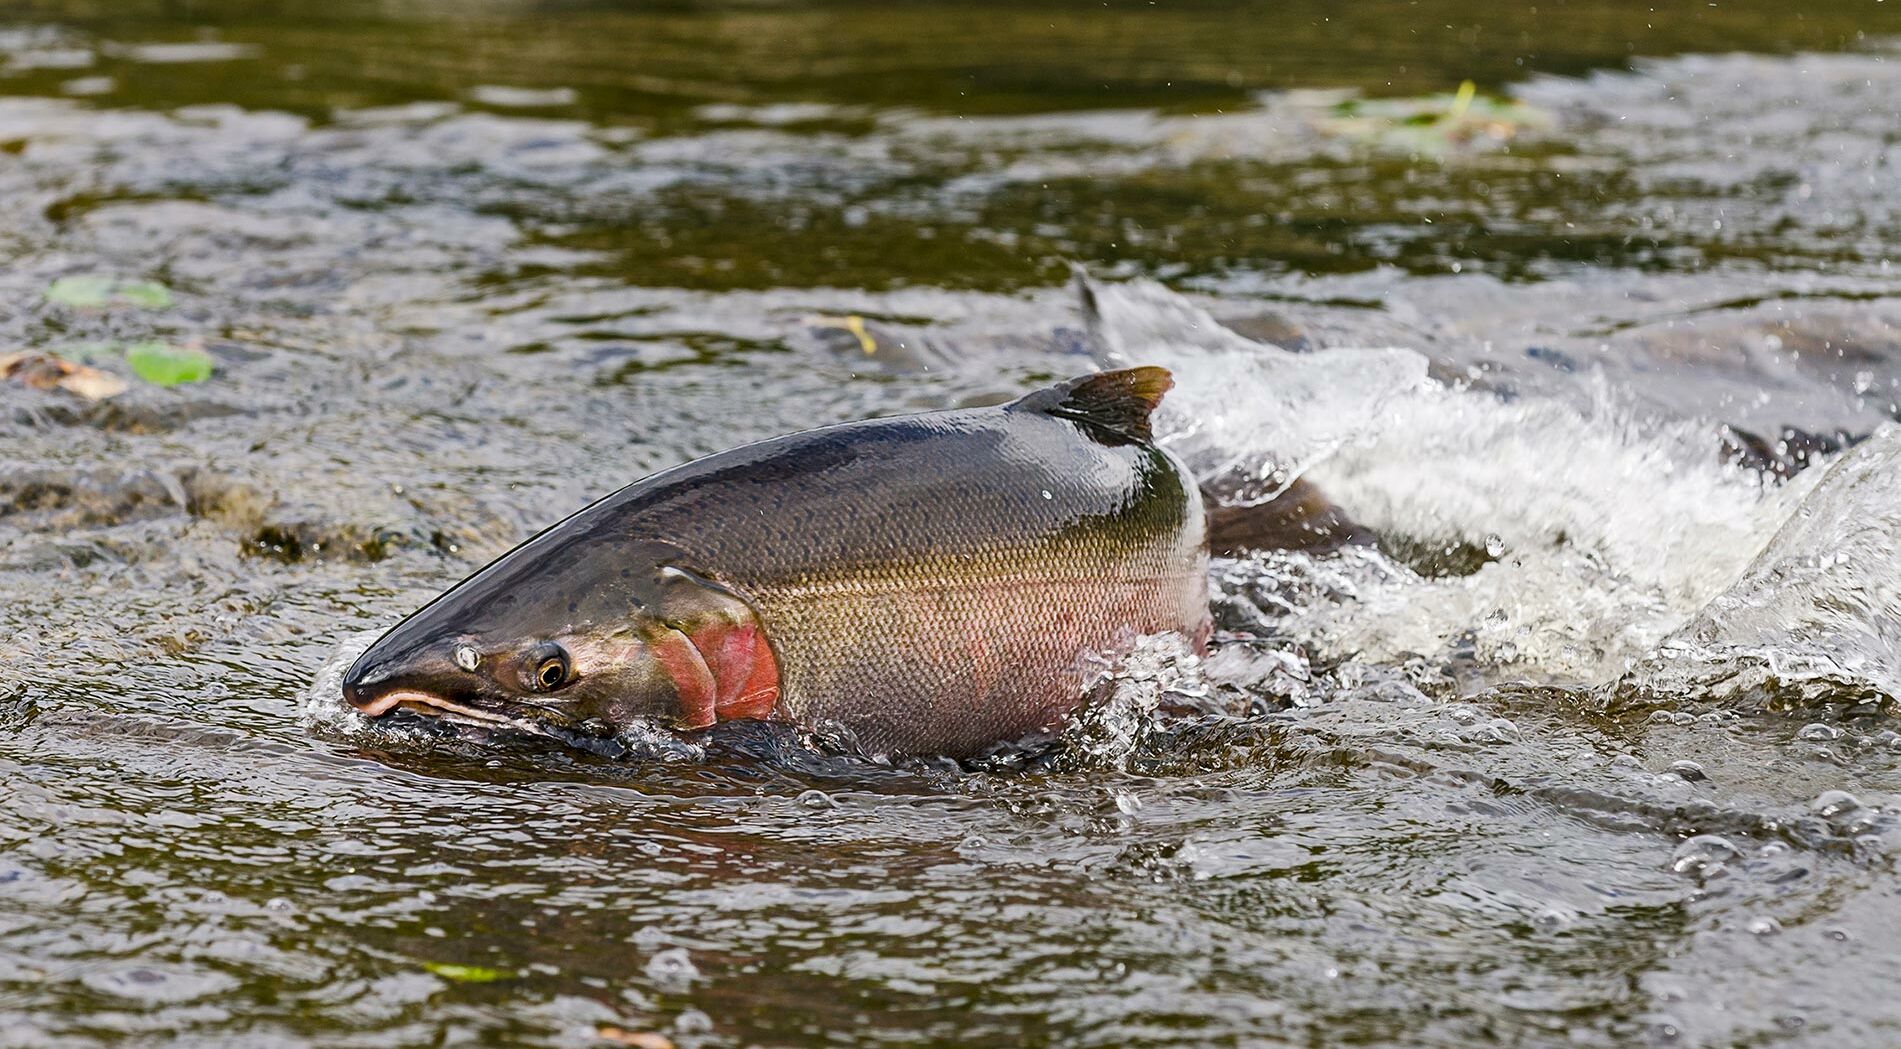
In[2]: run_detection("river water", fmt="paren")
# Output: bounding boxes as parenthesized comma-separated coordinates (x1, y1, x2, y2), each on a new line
(2, 2, 1899, 1046)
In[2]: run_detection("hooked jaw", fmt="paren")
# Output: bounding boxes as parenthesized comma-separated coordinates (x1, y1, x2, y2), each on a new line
(341, 643, 502, 723)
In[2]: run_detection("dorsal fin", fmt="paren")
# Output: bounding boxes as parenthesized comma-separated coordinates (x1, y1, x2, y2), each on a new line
(1010, 366, 1172, 445)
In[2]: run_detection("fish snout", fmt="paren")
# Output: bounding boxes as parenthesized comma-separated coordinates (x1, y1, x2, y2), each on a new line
(341, 638, 500, 720)
(341, 654, 406, 716)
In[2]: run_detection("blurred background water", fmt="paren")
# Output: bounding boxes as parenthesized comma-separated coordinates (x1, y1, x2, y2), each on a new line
(1, 2, 1899, 1046)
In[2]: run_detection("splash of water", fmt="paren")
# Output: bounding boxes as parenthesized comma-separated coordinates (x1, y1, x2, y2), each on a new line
(1086, 277, 1864, 687)
(1621, 425, 1901, 709)
(1081, 276, 1428, 504)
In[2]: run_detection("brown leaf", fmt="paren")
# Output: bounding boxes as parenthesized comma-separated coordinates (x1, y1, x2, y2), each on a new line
(595, 1027, 677, 1049)
(0, 351, 128, 400)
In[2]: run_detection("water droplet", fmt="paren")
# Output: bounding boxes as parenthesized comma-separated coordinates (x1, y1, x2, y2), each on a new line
(265, 897, 293, 913)
(1114, 791, 1142, 815)
(1670, 835, 1741, 878)
(1810, 789, 1861, 817)
(1744, 915, 1782, 937)
(1649, 1019, 1684, 1044)
(454, 645, 479, 672)
(674, 1008, 713, 1034)
(1797, 723, 1842, 742)
(644, 948, 699, 985)
(1478, 717, 1520, 743)
(1484, 533, 1504, 557)
(796, 789, 835, 810)
(1532, 907, 1571, 932)
(1668, 760, 1708, 783)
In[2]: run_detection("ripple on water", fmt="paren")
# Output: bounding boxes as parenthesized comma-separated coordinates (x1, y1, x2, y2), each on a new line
(3, 13, 1901, 1048)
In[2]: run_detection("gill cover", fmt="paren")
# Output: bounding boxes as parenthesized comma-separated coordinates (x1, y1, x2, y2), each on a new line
(633, 563, 781, 729)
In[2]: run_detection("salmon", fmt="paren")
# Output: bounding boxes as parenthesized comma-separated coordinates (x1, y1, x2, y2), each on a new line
(341, 366, 1209, 758)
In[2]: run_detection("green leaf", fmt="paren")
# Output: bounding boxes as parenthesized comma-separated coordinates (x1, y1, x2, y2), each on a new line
(45, 275, 174, 310)
(46, 276, 115, 308)
(422, 962, 508, 983)
(115, 281, 175, 309)
(124, 342, 214, 387)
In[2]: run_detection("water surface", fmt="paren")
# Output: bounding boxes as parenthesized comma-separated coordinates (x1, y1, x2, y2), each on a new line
(2, 2, 1900, 1046)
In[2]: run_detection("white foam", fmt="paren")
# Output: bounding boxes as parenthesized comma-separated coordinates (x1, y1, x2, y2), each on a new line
(1086, 278, 1876, 690)
(300, 629, 383, 738)
(1085, 277, 1427, 504)
(1622, 425, 1901, 706)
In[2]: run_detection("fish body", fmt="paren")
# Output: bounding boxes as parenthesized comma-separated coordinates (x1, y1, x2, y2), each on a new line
(342, 367, 1209, 758)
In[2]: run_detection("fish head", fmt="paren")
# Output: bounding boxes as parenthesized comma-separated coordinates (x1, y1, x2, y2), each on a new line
(342, 534, 778, 737)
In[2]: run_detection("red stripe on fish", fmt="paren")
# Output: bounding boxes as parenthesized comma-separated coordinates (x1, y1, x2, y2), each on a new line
(699, 622, 781, 722)
(719, 624, 781, 722)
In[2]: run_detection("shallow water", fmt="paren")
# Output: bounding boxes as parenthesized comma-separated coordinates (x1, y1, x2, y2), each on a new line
(2, 2, 1901, 1046)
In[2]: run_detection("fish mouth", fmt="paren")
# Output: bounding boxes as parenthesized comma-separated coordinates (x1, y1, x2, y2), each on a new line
(350, 686, 631, 759)
(353, 688, 528, 730)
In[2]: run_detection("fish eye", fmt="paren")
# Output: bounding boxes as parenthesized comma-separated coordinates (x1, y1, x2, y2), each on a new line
(525, 642, 571, 693)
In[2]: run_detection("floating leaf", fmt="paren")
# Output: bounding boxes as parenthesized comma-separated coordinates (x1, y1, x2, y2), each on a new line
(124, 341, 213, 387)
(421, 961, 507, 983)
(596, 1027, 677, 1049)
(45, 275, 114, 308)
(1316, 81, 1550, 155)
(115, 281, 175, 309)
(0, 351, 128, 400)
(45, 275, 174, 310)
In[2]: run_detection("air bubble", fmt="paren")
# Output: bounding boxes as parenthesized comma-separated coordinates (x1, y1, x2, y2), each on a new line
(1114, 791, 1142, 815)
(1809, 790, 1862, 818)
(1744, 915, 1782, 937)
(1670, 835, 1741, 878)
(1531, 907, 1571, 932)
(1484, 533, 1504, 557)
(1668, 760, 1708, 782)
(1474, 718, 1519, 743)
(675, 1008, 713, 1034)
(1797, 723, 1843, 742)
(644, 948, 700, 987)
(797, 789, 835, 810)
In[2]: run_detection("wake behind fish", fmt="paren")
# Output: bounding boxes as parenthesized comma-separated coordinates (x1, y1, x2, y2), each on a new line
(1084, 277, 1897, 706)
(1621, 425, 1901, 711)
